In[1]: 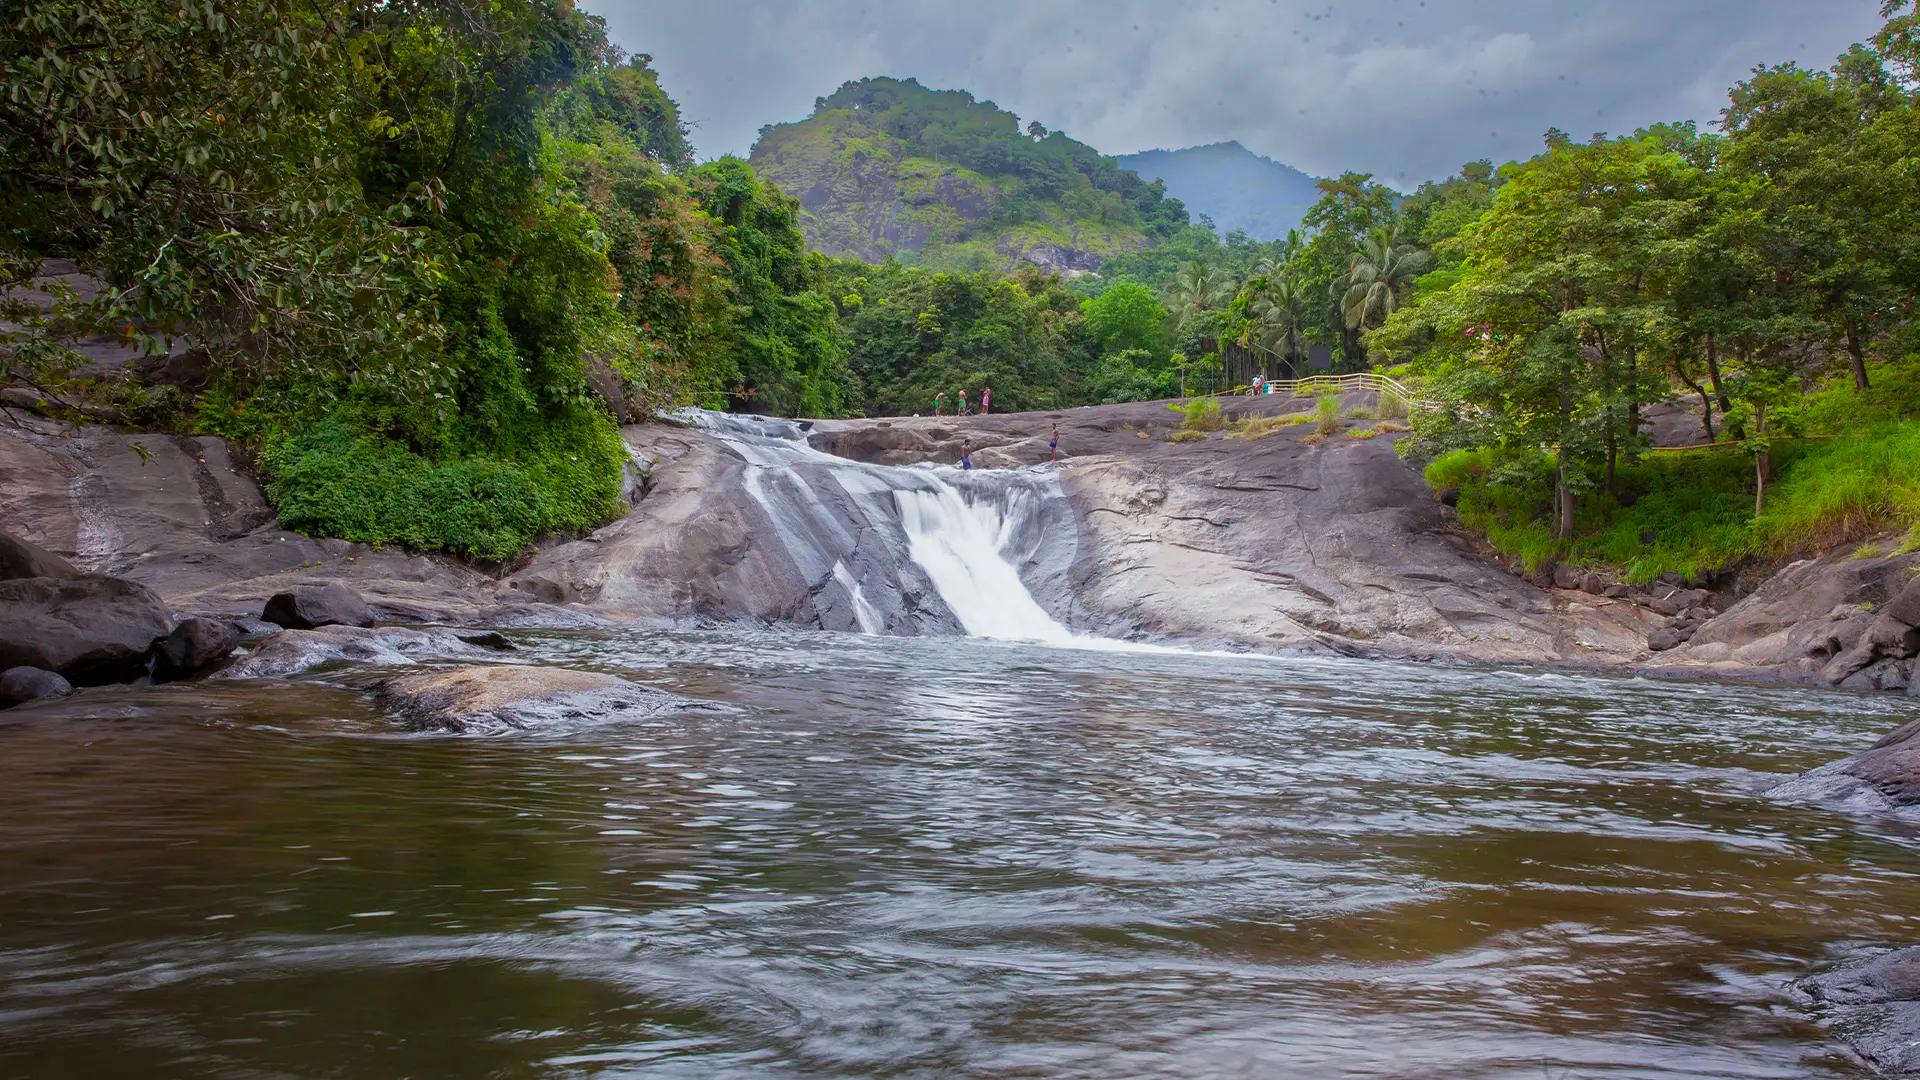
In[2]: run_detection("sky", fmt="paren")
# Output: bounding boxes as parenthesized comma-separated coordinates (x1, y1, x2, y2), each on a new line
(592, 0, 1889, 188)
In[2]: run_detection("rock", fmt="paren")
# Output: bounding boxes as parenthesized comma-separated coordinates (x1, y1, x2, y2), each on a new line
(1435, 486, 1460, 508)
(372, 664, 711, 734)
(1799, 946, 1920, 1076)
(1603, 584, 1633, 599)
(1867, 616, 1920, 657)
(1551, 564, 1583, 590)
(1886, 578, 1920, 628)
(1776, 717, 1920, 815)
(1645, 594, 1683, 617)
(262, 583, 376, 630)
(0, 530, 78, 581)
(153, 616, 243, 681)
(455, 631, 516, 651)
(1839, 658, 1913, 693)
(215, 625, 491, 680)
(1647, 628, 1685, 652)
(0, 576, 173, 685)
(1580, 573, 1608, 595)
(0, 666, 73, 708)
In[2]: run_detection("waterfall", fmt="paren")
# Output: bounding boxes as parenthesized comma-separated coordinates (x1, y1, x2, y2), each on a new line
(675, 410, 1077, 643)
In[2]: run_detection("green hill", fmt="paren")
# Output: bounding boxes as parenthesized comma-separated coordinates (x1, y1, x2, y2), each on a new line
(748, 77, 1188, 273)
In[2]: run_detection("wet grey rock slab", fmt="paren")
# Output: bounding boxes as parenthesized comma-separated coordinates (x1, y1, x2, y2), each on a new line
(0, 529, 79, 580)
(214, 625, 497, 680)
(373, 664, 718, 734)
(1801, 946, 1920, 1076)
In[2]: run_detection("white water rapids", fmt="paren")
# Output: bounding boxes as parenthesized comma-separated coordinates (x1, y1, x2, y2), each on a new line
(677, 410, 1079, 643)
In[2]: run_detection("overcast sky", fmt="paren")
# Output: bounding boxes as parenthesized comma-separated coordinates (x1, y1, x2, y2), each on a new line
(592, 0, 1888, 187)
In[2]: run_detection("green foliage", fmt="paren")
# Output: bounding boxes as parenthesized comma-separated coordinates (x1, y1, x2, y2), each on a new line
(1313, 391, 1343, 434)
(1084, 349, 1166, 405)
(1347, 427, 1378, 440)
(1174, 396, 1223, 431)
(1168, 429, 1208, 443)
(1081, 282, 1168, 356)
(262, 408, 626, 562)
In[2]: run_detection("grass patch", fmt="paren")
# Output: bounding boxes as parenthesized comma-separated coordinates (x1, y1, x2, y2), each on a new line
(1375, 388, 1411, 421)
(1170, 396, 1223, 431)
(1313, 391, 1342, 435)
(1348, 427, 1378, 440)
(1227, 412, 1312, 440)
(1168, 429, 1208, 443)
(1302, 431, 1328, 446)
(1376, 419, 1409, 433)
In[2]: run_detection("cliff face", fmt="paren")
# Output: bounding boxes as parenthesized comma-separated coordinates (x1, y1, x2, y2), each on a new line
(748, 77, 1174, 272)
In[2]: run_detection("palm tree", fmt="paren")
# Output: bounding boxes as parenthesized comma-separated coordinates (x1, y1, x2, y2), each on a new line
(1243, 275, 1311, 377)
(1341, 226, 1432, 331)
(1163, 261, 1235, 331)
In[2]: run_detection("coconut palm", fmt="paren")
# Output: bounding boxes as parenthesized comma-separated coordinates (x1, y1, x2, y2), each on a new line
(1341, 226, 1432, 331)
(1242, 275, 1311, 376)
(1163, 261, 1236, 331)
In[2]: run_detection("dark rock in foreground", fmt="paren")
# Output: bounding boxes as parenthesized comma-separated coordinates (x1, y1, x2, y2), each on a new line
(0, 666, 73, 709)
(1771, 718, 1920, 818)
(0, 575, 173, 685)
(373, 664, 711, 734)
(153, 616, 243, 681)
(263, 583, 376, 630)
(0, 530, 79, 581)
(1800, 946, 1920, 1076)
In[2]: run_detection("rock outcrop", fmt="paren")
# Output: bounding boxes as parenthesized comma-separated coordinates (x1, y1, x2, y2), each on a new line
(262, 583, 377, 630)
(372, 664, 712, 734)
(0, 529, 79, 580)
(153, 616, 243, 681)
(215, 625, 501, 680)
(1799, 946, 1920, 1075)
(0, 574, 174, 685)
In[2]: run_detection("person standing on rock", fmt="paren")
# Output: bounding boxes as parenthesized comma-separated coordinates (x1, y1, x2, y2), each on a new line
(958, 389, 970, 416)
(1049, 423, 1059, 462)
(934, 392, 944, 417)
(981, 385, 992, 415)
(960, 440, 974, 470)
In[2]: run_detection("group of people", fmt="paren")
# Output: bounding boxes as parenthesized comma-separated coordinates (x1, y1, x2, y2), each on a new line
(933, 386, 991, 417)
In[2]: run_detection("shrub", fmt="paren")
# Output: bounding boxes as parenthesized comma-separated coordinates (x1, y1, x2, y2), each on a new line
(1172, 396, 1223, 431)
(1423, 447, 1494, 491)
(1313, 391, 1342, 434)
(262, 407, 627, 562)
(1302, 432, 1327, 446)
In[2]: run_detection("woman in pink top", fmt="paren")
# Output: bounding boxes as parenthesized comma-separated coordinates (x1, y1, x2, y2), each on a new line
(981, 385, 991, 415)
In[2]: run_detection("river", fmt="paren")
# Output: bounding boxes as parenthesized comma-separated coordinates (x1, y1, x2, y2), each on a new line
(3, 627, 1919, 1077)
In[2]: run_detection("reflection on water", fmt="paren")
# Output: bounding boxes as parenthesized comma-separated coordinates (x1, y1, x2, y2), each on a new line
(2, 629, 1918, 1078)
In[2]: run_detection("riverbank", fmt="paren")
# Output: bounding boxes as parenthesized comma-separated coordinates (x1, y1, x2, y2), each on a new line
(3, 393, 1917, 698)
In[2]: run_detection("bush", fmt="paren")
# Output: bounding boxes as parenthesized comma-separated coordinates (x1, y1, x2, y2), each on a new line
(262, 408, 628, 562)
(1423, 447, 1494, 490)
(1313, 391, 1342, 434)
(1172, 396, 1223, 431)
(1375, 387, 1411, 420)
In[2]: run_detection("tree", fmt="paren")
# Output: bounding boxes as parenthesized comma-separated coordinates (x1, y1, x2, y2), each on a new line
(1027, 121, 1048, 140)
(1242, 275, 1311, 377)
(1341, 226, 1432, 332)
(1081, 282, 1168, 356)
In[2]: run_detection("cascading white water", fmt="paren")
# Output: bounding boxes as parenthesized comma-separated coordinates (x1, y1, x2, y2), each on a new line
(676, 409, 1078, 644)
(893, 481, 1076, 643)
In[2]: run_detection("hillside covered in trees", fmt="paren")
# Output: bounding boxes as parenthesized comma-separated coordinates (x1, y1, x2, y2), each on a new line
(749, 77, 1190, 273)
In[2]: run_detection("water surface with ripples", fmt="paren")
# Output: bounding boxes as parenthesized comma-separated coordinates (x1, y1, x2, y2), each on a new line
(3, 629, 1919, 1077)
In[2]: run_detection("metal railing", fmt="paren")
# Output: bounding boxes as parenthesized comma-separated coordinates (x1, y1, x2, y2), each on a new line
(1202, 371, 1431, 410)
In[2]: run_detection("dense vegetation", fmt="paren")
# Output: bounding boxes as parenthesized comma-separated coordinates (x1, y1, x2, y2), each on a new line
(1373, 3, 1920, 580)
(749, 77, 1189, 271)
(1, 0, 855, 558)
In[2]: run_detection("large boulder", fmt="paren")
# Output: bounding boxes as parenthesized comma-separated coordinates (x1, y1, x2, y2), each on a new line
(262, 583, 376, 630)
(153, 616, 243, 681)
(0, 576, 173, 685)
(0, 666, 73, 709)
(373, 664, 713, 734)
(0, 530, 78, 581)
(1799, 946, 1920, 1076)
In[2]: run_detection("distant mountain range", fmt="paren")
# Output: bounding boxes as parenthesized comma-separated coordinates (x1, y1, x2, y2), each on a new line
(1115, 141, 1322, 241)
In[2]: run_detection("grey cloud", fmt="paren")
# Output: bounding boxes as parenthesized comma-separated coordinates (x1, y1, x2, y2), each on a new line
(593, 0, 1887, 185)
